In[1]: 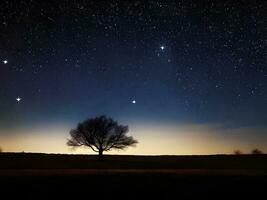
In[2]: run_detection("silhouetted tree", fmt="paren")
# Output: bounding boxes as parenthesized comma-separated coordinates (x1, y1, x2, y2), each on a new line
(251, 148, 263, 155)
(0, 146, 2, 153)
(234, 150, 242, 155)
(67, 115, 138, 160)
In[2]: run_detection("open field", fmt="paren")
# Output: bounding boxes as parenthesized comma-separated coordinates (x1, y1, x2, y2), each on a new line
(0, 153, 267, 198)
(1, 152, 267, 169)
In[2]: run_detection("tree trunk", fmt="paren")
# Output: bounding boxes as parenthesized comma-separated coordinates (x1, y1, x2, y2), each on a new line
(98, 149, 103, 160)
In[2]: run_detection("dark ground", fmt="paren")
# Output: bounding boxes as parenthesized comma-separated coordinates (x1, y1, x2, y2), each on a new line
(0, 153, 267, 198)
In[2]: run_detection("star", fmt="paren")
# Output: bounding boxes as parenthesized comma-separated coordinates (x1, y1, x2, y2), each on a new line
(160, 46, 165, 50)
(16, 97, 21, 102)
(132, 100, 136, 104)
(3, 60, 8, 64)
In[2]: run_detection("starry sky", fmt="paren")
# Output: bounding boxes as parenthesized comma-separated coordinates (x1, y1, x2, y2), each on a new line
(0, 1, 266, 155)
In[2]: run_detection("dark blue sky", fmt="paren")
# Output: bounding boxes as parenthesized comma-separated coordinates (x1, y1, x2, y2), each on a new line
(0, 1, 266, 154)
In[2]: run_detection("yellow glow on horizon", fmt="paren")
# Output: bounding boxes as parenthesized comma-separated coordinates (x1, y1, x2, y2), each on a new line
(0, 123, 267, 155)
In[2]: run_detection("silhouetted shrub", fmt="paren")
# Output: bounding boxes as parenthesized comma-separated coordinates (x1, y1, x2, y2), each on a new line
(234, 150, 242, 155)
(251, 148, 263, 155)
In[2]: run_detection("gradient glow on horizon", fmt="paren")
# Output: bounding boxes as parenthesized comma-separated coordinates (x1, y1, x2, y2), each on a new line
(1, 123, 266, 155)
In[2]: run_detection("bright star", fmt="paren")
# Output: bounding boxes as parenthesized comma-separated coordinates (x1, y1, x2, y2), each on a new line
(132, 100, 136, 104)
(16, 97, 21, 102)
(3, 60, 8, 64)
(160, 46, 165, 50)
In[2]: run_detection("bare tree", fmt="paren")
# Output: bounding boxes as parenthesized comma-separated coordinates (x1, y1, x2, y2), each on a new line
(251, 148, 263, 155)
(67, 115, 138, 160)
(234, 150, 242, 155)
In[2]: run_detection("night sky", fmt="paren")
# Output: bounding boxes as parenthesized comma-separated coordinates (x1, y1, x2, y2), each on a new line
(0, 1, 266, 155)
